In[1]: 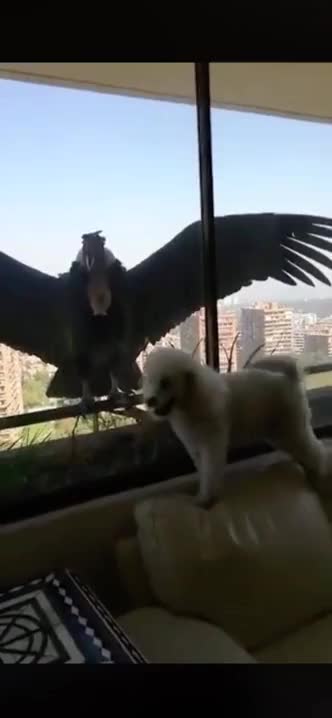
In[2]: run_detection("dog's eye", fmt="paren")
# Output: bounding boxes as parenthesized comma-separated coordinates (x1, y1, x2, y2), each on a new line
(159, 377, 170, 391)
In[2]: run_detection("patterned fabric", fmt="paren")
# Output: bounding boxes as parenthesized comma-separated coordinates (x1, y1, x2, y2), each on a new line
(0, 570, 146, 664)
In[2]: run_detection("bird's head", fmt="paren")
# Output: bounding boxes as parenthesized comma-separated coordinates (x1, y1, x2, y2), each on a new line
(81, 231, 106, 271)
(80, 231, 112, 316)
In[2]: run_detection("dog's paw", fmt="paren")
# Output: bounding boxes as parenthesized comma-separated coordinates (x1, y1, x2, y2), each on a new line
(194, 491, 218, 509)
(313, 464, 332, 496)
(306, 448, 332, 496)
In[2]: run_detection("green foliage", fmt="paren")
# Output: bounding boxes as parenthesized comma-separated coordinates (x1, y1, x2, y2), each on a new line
(0, 430, 41, 498)
(20, 369, 134, 445)
(0, 411, 134, 456)
(22, 369, 50, 410)
(0, 366, 137, 503)
(0, 409, 135, 503)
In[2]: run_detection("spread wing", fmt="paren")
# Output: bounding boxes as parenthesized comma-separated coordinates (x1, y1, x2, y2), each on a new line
(128, 213, 332, 348)
(1, 213, 332, 396)
(0, 251, 67, 365)
(0, 252, 131, 371)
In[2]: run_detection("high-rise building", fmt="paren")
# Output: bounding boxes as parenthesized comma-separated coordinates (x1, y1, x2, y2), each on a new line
(238, 307, 265, 368)
(293, 313, 305, 355)
(164, 327, 181, 350)
(316, 317, 332, 334)
(302, 312, 317, 326)
(136, 326, 181, 371)
(256, 302, 294, 355)
(292, 312, 319, 356)
(293, 329, 305, 355)
(19, 352, 55, 378)
(303, 317, 332, 361)
(179, 310, 205, 362)
(0, 344, 24, 445)
(304, 331, 330, 359)
(218, 307, 239, 373)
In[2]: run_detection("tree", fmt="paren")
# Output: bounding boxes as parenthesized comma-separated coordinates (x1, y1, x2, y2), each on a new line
(22, 370, 50, 411)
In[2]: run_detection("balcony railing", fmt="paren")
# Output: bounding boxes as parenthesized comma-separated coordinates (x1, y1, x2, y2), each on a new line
(0, 393, 143, 432)
(0, 361, 332, 435)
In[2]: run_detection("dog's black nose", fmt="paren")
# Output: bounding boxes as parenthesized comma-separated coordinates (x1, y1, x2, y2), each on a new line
(147, 397, 157, 408)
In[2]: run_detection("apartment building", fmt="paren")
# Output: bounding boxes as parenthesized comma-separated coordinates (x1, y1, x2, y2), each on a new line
(237, 307, 265, 368)
(304, 331, 330, 359)
(217, 306, 239, 372)
(19, 352, 55, 378)
(304, 319, 332, 358)
(137, 326, 182, 371)
(179, 310, 205, 360)
(256, 302, 294, 355)
(0, 343, 24, 445)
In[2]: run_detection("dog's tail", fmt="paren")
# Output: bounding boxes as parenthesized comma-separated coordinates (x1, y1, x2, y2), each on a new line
(251, 355, 303, 383)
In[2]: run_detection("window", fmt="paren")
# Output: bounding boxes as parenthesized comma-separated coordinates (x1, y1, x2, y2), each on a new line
(1, 65, 332, 522)
(0, 76, 202, 519)
(210, 109, 332, 415)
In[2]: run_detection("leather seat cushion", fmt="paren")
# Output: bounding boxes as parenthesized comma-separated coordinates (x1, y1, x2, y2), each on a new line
(118, 606, 255, 663)
(134, 463, 332, 649)
(255, 613, 332, 663)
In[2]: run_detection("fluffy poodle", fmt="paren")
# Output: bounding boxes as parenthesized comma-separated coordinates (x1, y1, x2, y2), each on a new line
(142, 347, 327, 506)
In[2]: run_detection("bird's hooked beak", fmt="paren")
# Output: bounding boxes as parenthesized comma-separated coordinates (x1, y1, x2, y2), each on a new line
(85, 255, 95, 271)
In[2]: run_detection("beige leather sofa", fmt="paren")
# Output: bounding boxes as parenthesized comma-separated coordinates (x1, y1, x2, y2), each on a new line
(114, 459, 332, 663)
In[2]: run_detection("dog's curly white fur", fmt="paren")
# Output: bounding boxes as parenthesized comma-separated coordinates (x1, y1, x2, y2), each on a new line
(142, 347, 327, 506)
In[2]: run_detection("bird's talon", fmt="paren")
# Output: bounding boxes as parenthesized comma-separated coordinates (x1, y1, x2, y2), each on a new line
(108, 388, 121, 402)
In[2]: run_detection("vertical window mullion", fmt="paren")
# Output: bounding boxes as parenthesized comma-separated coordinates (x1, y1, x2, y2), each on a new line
(195, 62, 219, 371)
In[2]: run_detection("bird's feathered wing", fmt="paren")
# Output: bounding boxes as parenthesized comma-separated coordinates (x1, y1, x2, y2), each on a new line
(1, 214, 332, 391)
(0, 251, 67, 365)
(128, 214, 332, 350)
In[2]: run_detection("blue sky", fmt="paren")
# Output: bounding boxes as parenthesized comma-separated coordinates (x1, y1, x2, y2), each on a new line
(1, 77, 332, 302)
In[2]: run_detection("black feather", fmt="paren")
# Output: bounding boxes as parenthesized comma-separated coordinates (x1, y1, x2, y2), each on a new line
(1, 213, 332, 397)
(281, 247, 331, 286)
(128, 214, 332, 348)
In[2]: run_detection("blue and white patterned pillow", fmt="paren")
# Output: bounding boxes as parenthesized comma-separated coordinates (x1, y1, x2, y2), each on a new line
(0, 570, 146, 664)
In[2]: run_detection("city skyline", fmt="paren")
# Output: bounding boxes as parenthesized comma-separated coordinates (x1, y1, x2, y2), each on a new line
(138, 298, 332, 374)
(2, 295, 332, 440)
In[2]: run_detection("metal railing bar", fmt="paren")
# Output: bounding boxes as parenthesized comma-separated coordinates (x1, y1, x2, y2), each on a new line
(0, 393, 143, 432)
(304, 362, 332, 375)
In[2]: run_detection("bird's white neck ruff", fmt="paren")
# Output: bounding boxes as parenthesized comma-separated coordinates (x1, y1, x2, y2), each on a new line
(76, 247, 116, 269)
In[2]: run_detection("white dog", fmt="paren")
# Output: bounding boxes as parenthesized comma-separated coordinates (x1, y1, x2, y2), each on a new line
(142, 347, 327, 506)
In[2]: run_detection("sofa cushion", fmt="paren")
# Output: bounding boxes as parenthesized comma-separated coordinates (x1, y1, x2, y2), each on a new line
(134, 462, 332, 650)
(118, 606, 255, 663)
(256, 613, 332, 663)
(115, 536, 155, 609)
